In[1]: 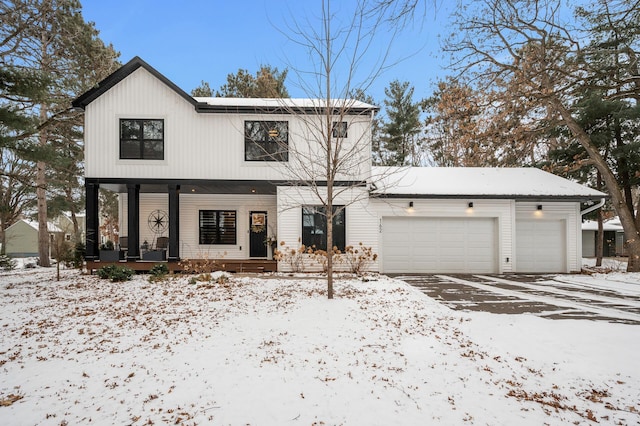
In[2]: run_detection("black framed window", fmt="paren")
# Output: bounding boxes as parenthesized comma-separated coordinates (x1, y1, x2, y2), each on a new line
(120, 119, 164, 160)
(245, 121, 288, 161)
(332, 121, 348, 138)
(199, 210, 237, 245)
(302, 206, 345, 251)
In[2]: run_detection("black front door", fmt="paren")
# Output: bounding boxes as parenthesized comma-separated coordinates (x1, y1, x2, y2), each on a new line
(249, 211, 267, 257)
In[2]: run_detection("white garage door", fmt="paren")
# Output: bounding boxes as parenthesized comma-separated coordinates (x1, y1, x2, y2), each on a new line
(516, 220, 566, 273)
(382, 217, 497, 273)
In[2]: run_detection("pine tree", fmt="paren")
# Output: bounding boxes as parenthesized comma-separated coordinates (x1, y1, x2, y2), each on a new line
(380, 80, 422, 166)
(215, 65, 289, 97)
(191, 80, 213, 97)
(1, 0, 119, 266)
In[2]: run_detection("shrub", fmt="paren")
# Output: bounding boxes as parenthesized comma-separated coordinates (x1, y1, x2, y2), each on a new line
(148, 263, 169, 282)
(0, 255, 17, 271)
(179, 251, 226, 274)
(97, 264, 134, 282)
(342, 243, 378, 275)
(311, 247, 342, 273)
(72, 242, 85, 269)
(189, 272, 231, 286)
(273, 240, 314, 273)
(99, 240, 114, 251)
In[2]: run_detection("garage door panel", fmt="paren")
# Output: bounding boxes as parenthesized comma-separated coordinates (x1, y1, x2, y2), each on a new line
(383, 217, 497, 273)
(516, 219, 566, 273)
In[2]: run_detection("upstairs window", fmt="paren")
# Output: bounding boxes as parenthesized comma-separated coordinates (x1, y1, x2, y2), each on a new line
(199, 210, 237, 245)
(332, 121, 348, 138)
(245, 121, 288, 161)
(120, 119, 164, 160)
(302, 206, 346, 251)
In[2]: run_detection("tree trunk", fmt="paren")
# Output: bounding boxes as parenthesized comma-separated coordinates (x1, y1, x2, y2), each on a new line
(596, 209, 603, 267)
(551, 99, 640, 271)
(36, 158, 49, 266)
(0, 220, 5, 256)
(37, 104, 50, 267)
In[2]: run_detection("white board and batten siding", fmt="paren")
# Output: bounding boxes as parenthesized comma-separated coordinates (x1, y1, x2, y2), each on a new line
(373, 199, 514, 274)
(276, 186, 378, 272)
(515, 202, 581, 273)
(120, 193, 277, 260)
(85, 67, 371, 183)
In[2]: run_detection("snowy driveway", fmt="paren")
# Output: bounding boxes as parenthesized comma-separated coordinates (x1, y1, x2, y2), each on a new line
(398, 273, 640, 325)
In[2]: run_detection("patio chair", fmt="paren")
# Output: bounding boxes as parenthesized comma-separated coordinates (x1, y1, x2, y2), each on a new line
(119, 236, 128, 256)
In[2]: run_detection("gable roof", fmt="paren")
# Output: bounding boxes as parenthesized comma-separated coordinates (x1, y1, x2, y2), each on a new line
(72, 56, 379, 115)
(6, 219, 63, 234)
(371, 166, 607, 201)
(72, 56, 197, 110)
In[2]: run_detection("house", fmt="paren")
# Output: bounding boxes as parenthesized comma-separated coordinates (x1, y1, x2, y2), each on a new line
(582, 218, 626, 257)
(53, 212, 86, 244)
(4, 219, 63, 258)
(72, 57, 606, 274)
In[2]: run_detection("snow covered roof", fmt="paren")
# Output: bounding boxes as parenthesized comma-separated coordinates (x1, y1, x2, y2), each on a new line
(24, 220, 63, 233)
(6, 219, 63, 233)
(582, 219, 624, 231)
(371, 166, 607, 200)
(192, 97, 378, 114)
(193, 97, 376, 109)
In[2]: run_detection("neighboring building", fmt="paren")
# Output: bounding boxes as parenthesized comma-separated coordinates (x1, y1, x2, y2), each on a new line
(72, 57, 606, 274)
(582, 218, 626, 257)
(53, 212, 86, 244)
(5, 219, 63, 258)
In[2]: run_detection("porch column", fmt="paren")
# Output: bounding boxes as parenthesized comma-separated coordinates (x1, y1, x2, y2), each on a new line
(85, 182, 99, 260)
(126, 183, 141, 261)
(168, 184, 180, 261)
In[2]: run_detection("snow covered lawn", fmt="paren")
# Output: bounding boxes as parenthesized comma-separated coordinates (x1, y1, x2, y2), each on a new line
(1, 268, 639, 425)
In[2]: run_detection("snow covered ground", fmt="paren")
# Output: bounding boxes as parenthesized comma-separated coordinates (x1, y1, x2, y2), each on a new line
(1, 265, 639, 425)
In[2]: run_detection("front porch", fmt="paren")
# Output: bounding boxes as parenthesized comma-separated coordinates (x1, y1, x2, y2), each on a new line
(86, 259, 278, 274)
(85, 178, 281, 264)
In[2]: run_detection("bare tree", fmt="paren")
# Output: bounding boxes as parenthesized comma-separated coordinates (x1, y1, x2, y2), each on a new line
(0, 149, 35, 254)
(269, 0, 399, 298)
(443, 0, 640, 271)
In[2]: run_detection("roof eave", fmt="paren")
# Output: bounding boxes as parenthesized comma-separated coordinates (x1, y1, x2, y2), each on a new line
(194, 104, 378, 115)
(371, 193, 609, 202)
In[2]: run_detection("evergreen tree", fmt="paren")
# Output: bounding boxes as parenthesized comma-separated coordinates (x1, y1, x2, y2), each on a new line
(380, 80, 422, 166)
(191, 80, 213, 97)
(215, 65, 289, 97)
(1, 0, 120, 266)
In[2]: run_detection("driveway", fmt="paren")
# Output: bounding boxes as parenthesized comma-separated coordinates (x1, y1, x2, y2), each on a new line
(397, 274, 640, 325)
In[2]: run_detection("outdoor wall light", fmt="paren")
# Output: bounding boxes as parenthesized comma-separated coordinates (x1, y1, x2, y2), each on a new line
(409, 201, 414, 208)
(537, 204, 543, 210)
(468, 202, 474, 208)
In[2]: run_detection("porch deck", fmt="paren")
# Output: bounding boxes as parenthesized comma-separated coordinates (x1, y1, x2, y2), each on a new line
(86, 259, 278, 274)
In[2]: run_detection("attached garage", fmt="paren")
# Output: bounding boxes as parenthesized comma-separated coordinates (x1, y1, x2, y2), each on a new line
(371, 167, 606, 274)
(516, 219, 566, 273)
(382, 217, 497, 274)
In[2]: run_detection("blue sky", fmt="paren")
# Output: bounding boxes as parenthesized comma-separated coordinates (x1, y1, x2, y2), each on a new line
(81, 0, 452, 105)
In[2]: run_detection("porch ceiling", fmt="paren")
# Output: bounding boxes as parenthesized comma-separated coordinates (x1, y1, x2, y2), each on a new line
(90, 179, 282, 195)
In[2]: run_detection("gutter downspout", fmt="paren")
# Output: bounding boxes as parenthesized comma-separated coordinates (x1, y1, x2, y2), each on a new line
(580, 198, 606, 216)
